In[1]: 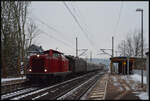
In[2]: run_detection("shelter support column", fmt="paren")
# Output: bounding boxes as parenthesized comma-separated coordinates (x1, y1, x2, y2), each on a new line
(110, 61, 113, 74)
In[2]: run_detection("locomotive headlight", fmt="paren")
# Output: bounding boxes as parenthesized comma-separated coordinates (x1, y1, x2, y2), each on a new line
(37, 54, 40, 58)
(29, 69, 32, 72)
(44, 69, 47, 72)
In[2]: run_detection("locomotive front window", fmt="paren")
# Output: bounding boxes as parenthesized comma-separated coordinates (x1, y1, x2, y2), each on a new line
(43, 51, 49, 55)
(53, 52, 60, 58)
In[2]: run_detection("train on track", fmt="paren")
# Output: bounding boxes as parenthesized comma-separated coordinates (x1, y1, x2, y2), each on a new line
(26, 49, 104, 82)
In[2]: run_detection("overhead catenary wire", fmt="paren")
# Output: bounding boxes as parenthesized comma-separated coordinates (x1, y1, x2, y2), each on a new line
(70, 3, 101, 59)
(70, 3, 91, 38)
(111, 2, 123, 56)
(42, 31, 75, 55)
(30, 16, 74, 46)
(113, 2, 123, 35)
(63, 2, 98, 52)
(72, 3, 91, 34)
(40, 29, 75, 51)
(71, 3, 99, 51)
(63, 2, 87, 37)
(70, 2, 80, 19)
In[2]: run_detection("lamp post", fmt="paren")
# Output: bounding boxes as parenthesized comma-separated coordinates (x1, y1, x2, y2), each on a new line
(136, 8, 143, 88)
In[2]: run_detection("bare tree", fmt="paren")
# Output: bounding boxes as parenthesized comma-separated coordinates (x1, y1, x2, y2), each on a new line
(133, 31, 141, 57)
(24, 19, 40, 69)
(1, 1, 31, 77)
(126, 33, 134, 56)
(118, 40, 126, 56)
(118, 30, 148, 57)
(26, 20, 40, 48)
(1, 1, 17, 77)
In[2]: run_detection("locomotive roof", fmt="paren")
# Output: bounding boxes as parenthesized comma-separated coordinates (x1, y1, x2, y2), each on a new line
(44, 49, 63, 54)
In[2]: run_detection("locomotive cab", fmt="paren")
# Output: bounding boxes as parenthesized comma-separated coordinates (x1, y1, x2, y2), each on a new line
(26, 49, 70, 82)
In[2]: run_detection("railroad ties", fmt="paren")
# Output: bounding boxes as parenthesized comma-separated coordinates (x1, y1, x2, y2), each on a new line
(87, 73, 108, 100)
(1, 79, 27, 94)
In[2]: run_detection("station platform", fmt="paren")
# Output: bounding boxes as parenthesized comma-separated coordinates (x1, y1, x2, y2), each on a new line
(85, 72, 147, 100)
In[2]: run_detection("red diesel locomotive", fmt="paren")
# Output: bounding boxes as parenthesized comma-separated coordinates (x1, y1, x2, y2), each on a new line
(26, 49, 71, 82)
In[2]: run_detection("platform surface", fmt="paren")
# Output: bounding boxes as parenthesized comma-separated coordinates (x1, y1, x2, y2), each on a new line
(86, 72, 148, 100)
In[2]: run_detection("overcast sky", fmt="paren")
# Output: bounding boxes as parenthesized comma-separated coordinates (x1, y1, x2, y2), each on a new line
(29, 1, 149, 59)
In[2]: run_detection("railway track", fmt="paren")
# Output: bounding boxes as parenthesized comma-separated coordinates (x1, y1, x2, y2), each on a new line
(57, 72, 105, 100)
(1, 71, 103, 100)
(1, 80, 50, 100)
(86, 73, 108, 100)
(1, 80, 29, 94)
(1, 87, 38, 100)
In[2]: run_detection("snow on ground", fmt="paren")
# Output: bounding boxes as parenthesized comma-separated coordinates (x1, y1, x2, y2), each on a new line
(130, 74, 147, 84)
(113, 82, 124, 91)
(112, 76, 117, 82)
(120, 70, 149, 100)
(137, 92, 149, 100)
(133, 70, 147, 76)
(1, 76, 26, 82)
(113, 82, 120, 86)
(121, 70, 147, 85)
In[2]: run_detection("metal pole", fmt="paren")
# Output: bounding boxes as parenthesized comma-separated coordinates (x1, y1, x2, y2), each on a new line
(122, 62, 123, 74)
(136, 8, 144, 88)
(124, 40, 125, 56)
(127, 56, 130, 75)
(76, 37, 78, 58)
(90, 51, 92, 63)
(124, 61, 125, 75)
(141, 10, 143, 59)
(141, 10, 143, 88)
(146, 53, 149, 98)
(112, 36, 114, 73)
(112, 36, 114, 57)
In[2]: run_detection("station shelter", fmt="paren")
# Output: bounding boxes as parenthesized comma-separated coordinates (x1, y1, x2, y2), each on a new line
(110, 57, 136, 75)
